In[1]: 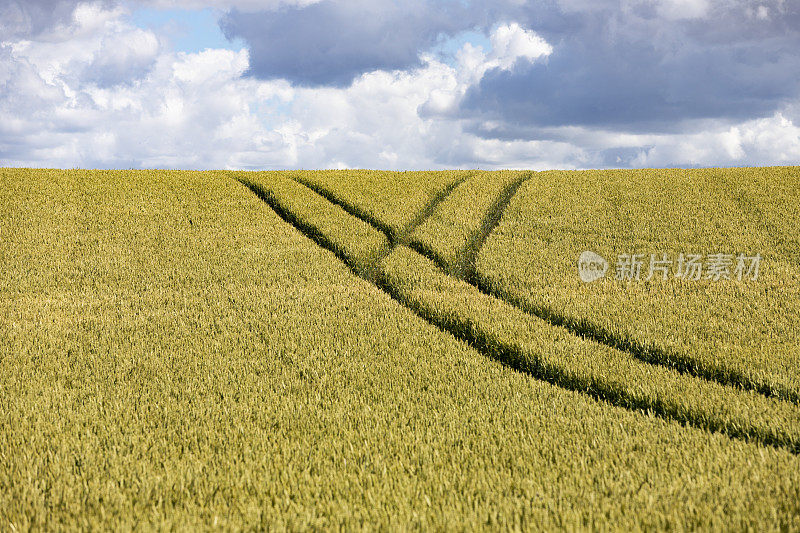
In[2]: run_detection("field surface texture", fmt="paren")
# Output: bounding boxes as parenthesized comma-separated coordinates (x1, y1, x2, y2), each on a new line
(1, 167, 798, 530)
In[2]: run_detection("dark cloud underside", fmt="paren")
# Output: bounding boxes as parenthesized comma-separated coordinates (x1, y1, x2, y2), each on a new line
(0, 0, 114, 38)
(220, 0, 487, 87)
(221, 0, 800, 133)
(460, 1, 800, 133)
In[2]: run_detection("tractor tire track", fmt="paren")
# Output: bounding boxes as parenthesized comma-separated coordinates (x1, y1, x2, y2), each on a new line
(459, 172, 532, 283)
(237, 175, 800, 455)
(408, 174, 798, 405)
(290, 172, 470, 280)
(288, 172, 472, 247)
(472, 276, 800, 405)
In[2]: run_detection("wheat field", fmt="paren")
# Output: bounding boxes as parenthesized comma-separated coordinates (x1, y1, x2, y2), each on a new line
(1, 167, 798, 530)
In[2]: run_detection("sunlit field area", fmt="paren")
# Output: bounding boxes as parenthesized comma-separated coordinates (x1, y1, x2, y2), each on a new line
(2, 167, 799, 529)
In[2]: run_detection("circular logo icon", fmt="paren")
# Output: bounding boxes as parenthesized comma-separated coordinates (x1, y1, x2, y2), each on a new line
(578, 251, 608, 283)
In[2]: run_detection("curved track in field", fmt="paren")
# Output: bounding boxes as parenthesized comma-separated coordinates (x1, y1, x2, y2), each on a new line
(238, 174, 800, 455)
(405, 175, 800, 406)
(408, 172, 532, 283)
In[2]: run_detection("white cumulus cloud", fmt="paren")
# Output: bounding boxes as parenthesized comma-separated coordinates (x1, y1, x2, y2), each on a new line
(1, 1, 799, 171)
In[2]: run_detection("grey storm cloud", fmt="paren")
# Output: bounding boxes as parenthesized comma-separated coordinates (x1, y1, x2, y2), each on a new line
(458, 0, 800, 134)
(219, 0, 492, 87)
(220, 0, 800, 131)
(0, 0, 113, 38)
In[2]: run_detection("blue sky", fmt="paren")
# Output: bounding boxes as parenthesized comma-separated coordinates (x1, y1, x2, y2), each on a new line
(1, 0, 799, 170)
(131, 7, 245, 53)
